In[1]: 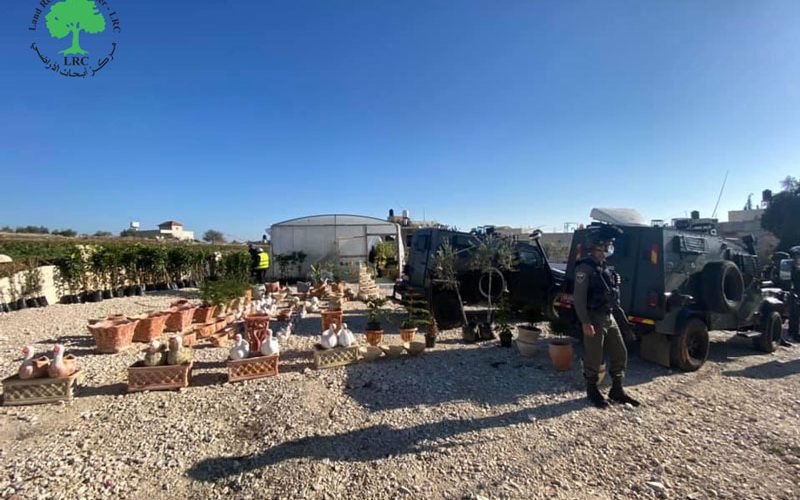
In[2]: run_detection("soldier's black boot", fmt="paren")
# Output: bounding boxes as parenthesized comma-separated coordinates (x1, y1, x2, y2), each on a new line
(609, 379, 640, 406)
(586, 382, 609, 409)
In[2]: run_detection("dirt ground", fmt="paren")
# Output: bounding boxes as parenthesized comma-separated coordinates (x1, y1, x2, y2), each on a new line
(0, 291, 798, 499)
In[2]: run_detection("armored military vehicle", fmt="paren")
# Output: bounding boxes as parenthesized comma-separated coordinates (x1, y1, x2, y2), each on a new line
(556, 209, 789, 371)
(395, 227, 563, 328)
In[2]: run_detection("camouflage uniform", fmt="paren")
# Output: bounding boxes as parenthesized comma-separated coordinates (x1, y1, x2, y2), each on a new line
(573, 257, 628, 383)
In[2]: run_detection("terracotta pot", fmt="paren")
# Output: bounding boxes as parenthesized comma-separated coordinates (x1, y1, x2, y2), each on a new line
(170, 299, 190, 308)
(399, 328, 418, 343)
(19, 356, 50, 379)
(165, 307, 195, 332)
(365, 330, 383, 346)
(244, 313, 271, 353)
(266, 282, 281, 293)
(48, 354, 78, 378)
(320, 310, 344, 331)
(277, 308, 293, 322)
(197, 322, 216, 338)
(193, 306, 216, 324)
(214, 318, 226, 332)
(548, 339, 574, 371)
(89, 319, 137, 353)
(132, 313, 169, 343)
(182, 331, 197, 347)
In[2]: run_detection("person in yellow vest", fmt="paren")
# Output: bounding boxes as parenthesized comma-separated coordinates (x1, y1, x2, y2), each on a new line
(253, 247, 270, 284)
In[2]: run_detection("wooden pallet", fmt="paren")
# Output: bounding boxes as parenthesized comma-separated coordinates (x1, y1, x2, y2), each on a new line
(227, 355, 279, 382)
(313, 345, 360, 370)
(2, 371, 83, 406)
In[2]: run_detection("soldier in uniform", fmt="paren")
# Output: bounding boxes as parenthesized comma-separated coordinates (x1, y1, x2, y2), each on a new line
(573, 226, 640, 408)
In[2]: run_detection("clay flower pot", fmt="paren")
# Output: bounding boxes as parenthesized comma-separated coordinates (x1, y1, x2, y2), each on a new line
(165, 307, 195, 332)
(320, 310, 344, 331)
(244, 313, 271, 353)
(132, 312, 169, 343)
(48, 354, 78, 378)
(399, 328, 418, 343)
(517, 325, 542, 344)
(89, 319, 137, 353)
(193, 306, 216, 324)
(548, 338, 574, 372)
(365, 330, 384, 346)
(266, 281, 281, 293)
(19, 356, 50, 380)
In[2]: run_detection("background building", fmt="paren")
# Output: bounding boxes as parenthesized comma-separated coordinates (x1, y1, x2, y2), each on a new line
(136, 220, 195, 241)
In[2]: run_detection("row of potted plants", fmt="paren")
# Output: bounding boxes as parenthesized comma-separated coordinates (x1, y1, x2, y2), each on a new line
(0, 264, 47, 312)
(52, 243, 251, 304)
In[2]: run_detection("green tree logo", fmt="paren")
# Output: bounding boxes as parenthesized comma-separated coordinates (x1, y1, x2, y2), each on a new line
(45, 0, 106, 55)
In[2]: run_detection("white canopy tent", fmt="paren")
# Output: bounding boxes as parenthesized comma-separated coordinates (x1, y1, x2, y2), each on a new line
(269, 214, 404, 279)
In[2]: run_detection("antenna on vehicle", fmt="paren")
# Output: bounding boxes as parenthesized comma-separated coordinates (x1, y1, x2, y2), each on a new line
(711, 170, 729, 219)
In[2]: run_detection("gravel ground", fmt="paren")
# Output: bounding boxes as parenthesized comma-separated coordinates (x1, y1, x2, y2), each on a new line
(1, 290, 799, 500)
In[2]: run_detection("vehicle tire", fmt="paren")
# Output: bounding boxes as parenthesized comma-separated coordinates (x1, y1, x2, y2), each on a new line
(702, 261, 744, 314)
(431, 290, 463, 329)
(754, 310, 781, 353)
(670, 317, 709, 371)
(544, 287, 560, 322)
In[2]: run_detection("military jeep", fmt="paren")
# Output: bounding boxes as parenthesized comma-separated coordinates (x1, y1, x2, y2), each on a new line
(394, 227, 563, 328)
(556, 210, 789, 371)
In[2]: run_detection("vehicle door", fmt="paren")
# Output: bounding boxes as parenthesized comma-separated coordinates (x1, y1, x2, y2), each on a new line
(408, 232, 432, 288)
(508, 243, 549, 306)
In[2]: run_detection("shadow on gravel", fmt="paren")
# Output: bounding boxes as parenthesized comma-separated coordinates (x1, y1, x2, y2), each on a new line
(186, 397, 583, 482)
(80, 382, 127, 397)
(723, 358, 800, 380)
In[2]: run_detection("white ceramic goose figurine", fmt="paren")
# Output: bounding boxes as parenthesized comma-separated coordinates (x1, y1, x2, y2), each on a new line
(299, 304, 308, 319)
(18, 345, 36, 379)
(229, 334, 250, 360)
(276, 321, 293, 341)
(265, 294, 275, 308)
(261, 328, 280, 356)
(320, 323, 339, 349)
(337, 323, 355, 348)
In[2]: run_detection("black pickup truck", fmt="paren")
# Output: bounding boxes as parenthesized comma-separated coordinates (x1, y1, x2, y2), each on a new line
(394, 228, 564, 327)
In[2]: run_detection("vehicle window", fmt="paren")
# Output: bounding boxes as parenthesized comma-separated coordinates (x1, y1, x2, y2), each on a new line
(518, 248, 540, 266)
(450, 234, 474, 251)
(414, 234, 430, 252)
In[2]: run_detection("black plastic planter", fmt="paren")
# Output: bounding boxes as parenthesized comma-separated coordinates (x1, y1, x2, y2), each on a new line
(15, 299, 27, 310)
(87, 290, 103, 303)
(25, 298, 38, 308)
(61, 295, 72, 304)
(499, 332, 513, 348)
(102, 290, 113, 300)
(0, 303, 9, 313)
(425, 335, 436, 348)
(78, 292, 88, 303)
(134, 285, 144, 296)
(123, 286, 133, 297)
(7, 301, 16, 312)
(36, 297, 49, 308)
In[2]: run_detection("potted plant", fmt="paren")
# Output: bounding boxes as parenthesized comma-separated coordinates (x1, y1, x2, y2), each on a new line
(517, 303, 544, 344)
(431, 241, 474, 341)
(424, 315, 439, 348)
(495, 295, 513, 348)
(398, 296, 430, 343)
(469, 235, 517, 341)
(548, 318, 574, 371)
(365, 297, 387, 346)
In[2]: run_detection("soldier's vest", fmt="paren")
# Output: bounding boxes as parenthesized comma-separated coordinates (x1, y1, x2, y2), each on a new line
(578, 258, 618, 312)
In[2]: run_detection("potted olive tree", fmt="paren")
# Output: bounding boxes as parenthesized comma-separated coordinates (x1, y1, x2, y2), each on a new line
(431, 241, 473, 341)
(469, 235, 517, 341)
(495, 295, 513, 347)
(398, 296, 430, 343)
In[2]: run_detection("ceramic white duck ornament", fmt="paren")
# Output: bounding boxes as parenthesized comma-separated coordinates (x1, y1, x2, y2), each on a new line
(337, 323, 355, 348)
(320, 323, 338, 349)
(18, 345, 36, 379)
(48, 344, 77, 378)
(276, 322, 293, 341)
(229, 334, 250, 360)
(260, 328, 280, 356)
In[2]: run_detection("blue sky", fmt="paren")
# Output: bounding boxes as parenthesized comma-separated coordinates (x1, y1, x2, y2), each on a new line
(1, 1, 798, 240)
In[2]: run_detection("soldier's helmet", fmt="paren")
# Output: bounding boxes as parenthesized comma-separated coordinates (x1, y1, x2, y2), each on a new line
(585, 224, 623, 250)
